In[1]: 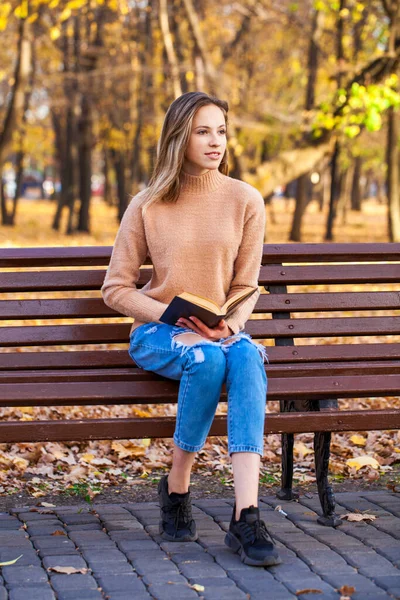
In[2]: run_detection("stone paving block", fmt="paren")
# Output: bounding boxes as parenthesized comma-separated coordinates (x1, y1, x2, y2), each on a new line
(285, 577, 338, 596)
(0, 551, 40, 567)
(17, 512, 57, 521)
(55, 591, 104, 600)
(65, 523, 102, 532)
(372, 574, 400, 590)
(27, 525, 67, 537)
(81, 549, 127, 562)
(60, 515, 100, 525)
(146, 583, 199, 600)
(68, 531, 110, 543)
(96, 573, 147, 593)
(141, 572, 189, 586)
(172, 552, 216, 565)
(38, 547, 80, 558)
(106, 593, 152, 600)
(8, 586, 56, 600)
(116, 539, 160, 552)
(323, 572, 386, 593)
(160, 541, 205, 553)
(2, 565, 48, 585)
(108, 530, 148, 541)
(89, 562, 134, 575)
(42, 554, 88, 570)
(130, 557, 181, 576)
(178, 562, 227, 579)
(32, 538, 76, 550)
(50, 573, 98, 592)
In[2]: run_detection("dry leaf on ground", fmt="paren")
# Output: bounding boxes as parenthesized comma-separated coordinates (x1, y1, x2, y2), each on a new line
(295, 589, 322, 595)
(340, 513, 376, 522)
(49, 566, 88, 574)
(0, 555, 23, 566)
(51, 530, 67, 536)
(190, 584, 205, 592)
(349, 435, 366, 447)
(346, 456, 380, 471)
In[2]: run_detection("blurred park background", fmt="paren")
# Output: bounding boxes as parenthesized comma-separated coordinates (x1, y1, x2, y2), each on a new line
(0, 0, 399, 502)
(1, 0, 400, 248)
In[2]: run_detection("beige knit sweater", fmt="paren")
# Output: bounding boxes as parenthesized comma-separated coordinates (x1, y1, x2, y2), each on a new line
(101, 168, 265, 336)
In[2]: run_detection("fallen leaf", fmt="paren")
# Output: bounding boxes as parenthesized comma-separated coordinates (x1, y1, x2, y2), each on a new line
(49, 566, 88, 574)
(0, 554, 23, 566)
(340, 513, 376, 522)
(190, 584, 205, 592)
(346, 456, 380, 471)
(350, 435, 366, 447)
(295, 590, 322, 596)
(51, 530, 67, 536)
(39, 502, 56, 508)
(338, 585, 356, 596)
(294, 442, 314, 459)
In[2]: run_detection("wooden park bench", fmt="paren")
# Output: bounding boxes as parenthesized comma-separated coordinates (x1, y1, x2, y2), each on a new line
(0, 243, 399, 527)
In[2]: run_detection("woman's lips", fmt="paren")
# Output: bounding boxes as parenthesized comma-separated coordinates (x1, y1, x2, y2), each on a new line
(205, 152, 221, 158)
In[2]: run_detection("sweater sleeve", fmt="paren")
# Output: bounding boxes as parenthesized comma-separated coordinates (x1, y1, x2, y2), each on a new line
(224, 189, 265, 334)
(101, 195, 169, 323)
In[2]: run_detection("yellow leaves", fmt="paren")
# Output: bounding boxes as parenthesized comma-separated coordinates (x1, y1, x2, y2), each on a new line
(14, 1, 28, 19)
(60, 7, 71, 21)
(80, 453, 95, 463)
(50, 26, 61, 41)
(346, 455, 380, 471)
(349, 434, 366, 447)
(185, 71, 195, 83)
(0, 3, 12, 31)
(111, 440, 149, 459)
(294, 442, 314, 460)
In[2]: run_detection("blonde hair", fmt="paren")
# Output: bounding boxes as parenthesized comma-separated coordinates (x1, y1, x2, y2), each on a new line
(140, 92, 229, 215)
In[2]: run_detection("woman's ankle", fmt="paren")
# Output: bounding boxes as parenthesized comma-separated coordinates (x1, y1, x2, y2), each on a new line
(167, 472, 190, 495)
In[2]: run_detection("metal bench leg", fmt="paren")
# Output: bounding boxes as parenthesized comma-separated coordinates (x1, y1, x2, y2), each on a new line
(314, 400, 342, 527)
(277, 431, 299, 500)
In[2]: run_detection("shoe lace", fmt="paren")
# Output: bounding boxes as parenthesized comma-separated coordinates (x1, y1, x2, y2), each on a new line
(162, 497, 192, 533)
(239, 518, 273, 546)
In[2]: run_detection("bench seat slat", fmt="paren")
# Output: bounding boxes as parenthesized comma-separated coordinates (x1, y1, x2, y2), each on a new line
(2, 292, 400, 319)
(0, 374, 399, 405)
(1, 243, 400, 268)
(2, 317, 400, 346)
(0, 409, 398, 443)
(1, 344, 400, 370)
(2, 264, 400, 293)
(1, 360, 399, 383)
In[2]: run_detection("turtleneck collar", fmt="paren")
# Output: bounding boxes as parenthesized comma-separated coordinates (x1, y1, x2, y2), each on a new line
(179, 168, 225, 194)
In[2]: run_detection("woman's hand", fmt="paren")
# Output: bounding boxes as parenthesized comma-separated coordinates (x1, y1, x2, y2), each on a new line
(175, 316, 234, 340)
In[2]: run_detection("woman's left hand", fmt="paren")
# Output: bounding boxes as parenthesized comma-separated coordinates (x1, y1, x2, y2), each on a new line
(175, 316, 233, 340)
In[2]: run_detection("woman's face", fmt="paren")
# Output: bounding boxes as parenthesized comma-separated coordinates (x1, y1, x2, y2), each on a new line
(183, 104, 227, 176)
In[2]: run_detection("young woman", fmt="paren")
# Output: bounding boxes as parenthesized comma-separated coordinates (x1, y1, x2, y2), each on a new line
(102, 91, 281, 567)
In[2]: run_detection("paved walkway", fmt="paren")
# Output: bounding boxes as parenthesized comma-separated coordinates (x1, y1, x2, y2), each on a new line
(0, 491, 399, 600)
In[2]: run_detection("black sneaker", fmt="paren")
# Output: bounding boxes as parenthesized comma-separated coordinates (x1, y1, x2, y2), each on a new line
(157, 475, 198, 542)
(224, 504, 282, 566)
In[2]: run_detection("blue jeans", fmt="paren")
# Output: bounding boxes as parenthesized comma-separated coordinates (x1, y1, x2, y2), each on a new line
(128, 323, 268, 457)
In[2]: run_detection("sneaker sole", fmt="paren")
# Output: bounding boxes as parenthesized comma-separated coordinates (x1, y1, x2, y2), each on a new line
(224, 531, 282, 567)
(159, 523, 198, 542)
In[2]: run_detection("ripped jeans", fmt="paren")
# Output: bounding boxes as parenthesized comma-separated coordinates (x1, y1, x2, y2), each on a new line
(128, 322, 268, 457)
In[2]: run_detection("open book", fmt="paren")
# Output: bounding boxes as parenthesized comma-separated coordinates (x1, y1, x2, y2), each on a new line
(160, 286, 258, 328)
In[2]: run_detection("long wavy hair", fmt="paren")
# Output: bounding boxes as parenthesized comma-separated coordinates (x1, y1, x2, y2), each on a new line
(140, 92, 229, 215)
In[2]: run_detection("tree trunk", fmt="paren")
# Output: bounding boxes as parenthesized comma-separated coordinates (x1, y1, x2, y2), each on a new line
(351, 156, 362, 211)
(387, 106, 400, 241)
(159, 0, 182, 97)
(0, 18, 32, 164)
(290, 174, 310, 241)
(288, 8, 320, 241)
(77, 94, 92, 232)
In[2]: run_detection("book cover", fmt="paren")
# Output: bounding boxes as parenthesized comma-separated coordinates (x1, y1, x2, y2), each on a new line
(160, 287, 258, 328)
